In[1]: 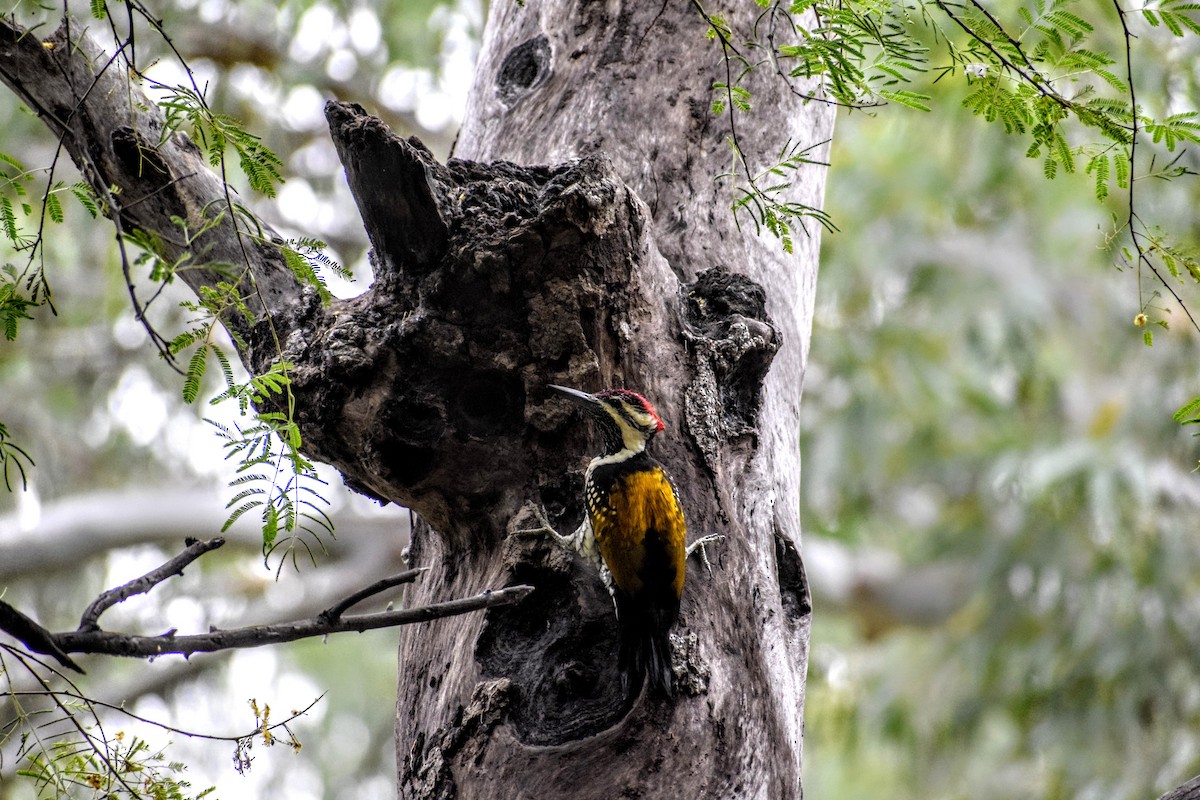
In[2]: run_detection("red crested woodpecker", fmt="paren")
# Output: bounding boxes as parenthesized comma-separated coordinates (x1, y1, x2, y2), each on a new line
(534, 384, 719, 697)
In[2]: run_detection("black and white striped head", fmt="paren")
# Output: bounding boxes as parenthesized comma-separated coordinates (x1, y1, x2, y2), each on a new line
(549, 385, 665, 458)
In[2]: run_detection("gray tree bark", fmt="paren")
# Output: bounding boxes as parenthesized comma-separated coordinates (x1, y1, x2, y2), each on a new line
(0, 0, 834, 796)
(396, 2, 833, 798)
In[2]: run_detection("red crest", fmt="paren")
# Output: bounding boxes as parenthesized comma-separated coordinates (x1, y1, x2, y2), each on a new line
(597, 389, 666, 432)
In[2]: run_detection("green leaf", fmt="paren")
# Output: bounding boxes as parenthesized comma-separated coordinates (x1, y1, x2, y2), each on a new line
(0, 151, 25, 173)
(212, 345, 235, 392)
(45, 192, 63, 224)
(223, 500, 264, 532)
(262, 503, 280, 549)
(184, 345, 208, 404)
(1053, 134, 1074, 173)
(70, 183, 98, 217)
(880, 89, 932, 112)
(1086, 153, 1110, 201)
(1043, 155, 1058, 180)
(1046, 9, 1093, 37)
(1173, 397, 1200, 424)
(1162, 10, 1185, 36)
(169, 329, 199, 355)
(280, 245, 332, 305)
(1093, 68, 1128, 94)
(226, 486, 267, 507)
(1114, 150, 1130, 188)
(0, 196, 19, 243)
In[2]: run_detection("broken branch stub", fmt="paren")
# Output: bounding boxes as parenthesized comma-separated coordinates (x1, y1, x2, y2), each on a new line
(290, 103, 659, 541)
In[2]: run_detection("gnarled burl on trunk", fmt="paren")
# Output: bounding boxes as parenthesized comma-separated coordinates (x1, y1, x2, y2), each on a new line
(314, 103, 807, 797)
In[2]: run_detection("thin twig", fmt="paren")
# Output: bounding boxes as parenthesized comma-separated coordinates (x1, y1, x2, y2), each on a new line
(53, 585, 534, 659)
(1113, 0, 1143, 311)
(1110, 0, 1200, 333)
(4, 679, 324, 743)
(9, 646, 143, 797)
(0, 537, 535, 663)
(933, 0, 1068, 106)
(77, 537, 226, 632)
(318, 567, 429, 622)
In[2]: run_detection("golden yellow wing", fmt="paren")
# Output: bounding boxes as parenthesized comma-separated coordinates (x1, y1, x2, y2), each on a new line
(592, 466, 687, 598)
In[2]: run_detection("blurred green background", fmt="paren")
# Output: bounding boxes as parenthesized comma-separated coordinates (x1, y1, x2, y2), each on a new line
(2, 1, 1200, 798)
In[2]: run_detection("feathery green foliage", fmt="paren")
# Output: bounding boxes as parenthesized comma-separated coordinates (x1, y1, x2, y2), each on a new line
(209, 397, 335, 572)
(280, 238, 351, 306)
(18, 731, 214, 800)
(1, 643, 311, 800)
(696, 0, 1200, 340)
(157, 85, 285, 198)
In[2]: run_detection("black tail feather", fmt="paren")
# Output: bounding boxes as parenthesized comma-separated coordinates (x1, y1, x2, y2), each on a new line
(616, 594, 677, 698)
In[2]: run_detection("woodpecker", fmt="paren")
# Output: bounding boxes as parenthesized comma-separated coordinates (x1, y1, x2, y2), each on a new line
(538, 384, 717, 698)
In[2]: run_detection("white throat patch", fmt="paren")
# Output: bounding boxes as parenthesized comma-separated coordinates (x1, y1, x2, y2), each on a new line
(587, 400, 651, 471)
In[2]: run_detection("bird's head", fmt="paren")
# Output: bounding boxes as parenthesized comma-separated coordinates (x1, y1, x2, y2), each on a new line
(549, 384, 665, 457)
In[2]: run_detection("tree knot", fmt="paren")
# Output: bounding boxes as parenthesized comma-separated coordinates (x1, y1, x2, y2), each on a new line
(680, 267, 780, 471)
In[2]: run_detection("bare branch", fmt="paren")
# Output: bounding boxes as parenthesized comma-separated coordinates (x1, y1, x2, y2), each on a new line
(318, 567, 429, 622)
(0, 537, 532, 665)
(78, 537, 226, 632)
(0, 601, 84, 674)
(53, 586, 533, 659)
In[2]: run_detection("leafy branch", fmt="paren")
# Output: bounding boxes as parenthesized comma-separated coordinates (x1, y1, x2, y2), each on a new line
(696, 1, 839, 251)
(694, 0, 1200, 338)
(0, 4, 355, 579)
(2, 642, 320, 799)
(918, 0, 1200, 336)
(154, 83, 284, 198)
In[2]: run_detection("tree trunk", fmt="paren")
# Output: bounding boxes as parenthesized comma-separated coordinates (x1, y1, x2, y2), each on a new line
(395, 2, 833, 797)
(0, 0, 834, 795)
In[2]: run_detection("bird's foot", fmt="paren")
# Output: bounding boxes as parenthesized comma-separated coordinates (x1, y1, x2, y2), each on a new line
(512, 504, 558, 539)
(686, 534, 725, 576)
(512, 503, 591, 555)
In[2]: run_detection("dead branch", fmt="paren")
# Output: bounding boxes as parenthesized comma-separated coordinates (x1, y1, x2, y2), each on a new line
(0, 538, 531, 666)
(78, 537, 225, 632)
(0, 601, 84, 673)
(319, 567, 429, 622)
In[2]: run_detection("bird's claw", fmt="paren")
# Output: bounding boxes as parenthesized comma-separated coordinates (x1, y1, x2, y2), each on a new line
(686, 534, 725, 576)
(512, 504, 557, 538)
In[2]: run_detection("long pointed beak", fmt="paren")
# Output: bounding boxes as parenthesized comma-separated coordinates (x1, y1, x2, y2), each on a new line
(548, 384, 601, 408)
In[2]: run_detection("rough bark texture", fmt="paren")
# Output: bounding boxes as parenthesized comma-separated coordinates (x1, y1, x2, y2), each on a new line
(396, 2, 834, 798)
(0, 21, 300, 345)
(1163, 776, 1200, 800)
(0, 1, 835, 797)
